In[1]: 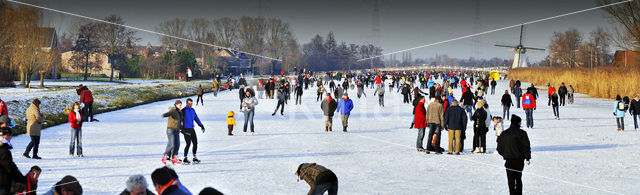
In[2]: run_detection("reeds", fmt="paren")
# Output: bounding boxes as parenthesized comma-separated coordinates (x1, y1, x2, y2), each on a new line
(508, 67, 640, 99)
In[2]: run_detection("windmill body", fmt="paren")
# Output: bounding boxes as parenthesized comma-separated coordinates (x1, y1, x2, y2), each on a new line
(495, 24, 544, 69)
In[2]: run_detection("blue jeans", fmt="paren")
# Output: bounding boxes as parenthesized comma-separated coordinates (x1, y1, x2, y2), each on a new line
(25, 135, 40, 156)
(243, 110, 255, 132)
(70, 128, 83, 155)
(464, 105, 474, 120)
(416, 127, 426, 149)
(503, 106, 510, 119)
(552, 106, 559, 117)
(164, 129, 180, 157)
(524, 109, 534, 128)
(427, 124, 442, 152)
(515, 96, 521, 108)
(213, 89, 218, 97)
(633, 114, 639, 129)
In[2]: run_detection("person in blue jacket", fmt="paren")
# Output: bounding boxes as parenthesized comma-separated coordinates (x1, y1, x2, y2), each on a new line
(180, 98, 205, 164)
(336, 93, 354, 132)
(614, 95, 626, 131)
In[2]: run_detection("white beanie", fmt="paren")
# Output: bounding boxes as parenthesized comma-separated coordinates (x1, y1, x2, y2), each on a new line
(291, 164, 300, 174)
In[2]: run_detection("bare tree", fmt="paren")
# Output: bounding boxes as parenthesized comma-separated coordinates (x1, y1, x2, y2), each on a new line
(548, 28, 582, 68)
(72, 22, 101, 81)
(157, 18, 188, 50)
(98, 15, 139, 81)
(600, 0, 640, 50)
(266, 18, 290, 73)
(212, 17, 239, 48)
(6, 5, 53, 87)
(188, 18, 210, 73)
(239, 17, 267, 74)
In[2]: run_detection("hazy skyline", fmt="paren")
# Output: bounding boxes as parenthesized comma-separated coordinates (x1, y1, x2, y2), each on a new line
(18, 0, 622, 62)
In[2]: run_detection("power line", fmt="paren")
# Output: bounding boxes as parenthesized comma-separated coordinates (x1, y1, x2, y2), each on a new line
(5, 0, 282, 61)
(358, 0, 633, 62)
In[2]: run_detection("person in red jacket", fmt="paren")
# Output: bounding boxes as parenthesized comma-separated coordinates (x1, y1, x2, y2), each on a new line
(547, 84, 555, 106)
(0, 97, 7, 117)
(522, 89, 537, 129)
(68, 102, 84, 157)
(414, 96, 428, 153)
(78, 85, 98, 122)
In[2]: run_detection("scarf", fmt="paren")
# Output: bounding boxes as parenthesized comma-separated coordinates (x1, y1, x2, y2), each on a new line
(74, 109, 81, 122)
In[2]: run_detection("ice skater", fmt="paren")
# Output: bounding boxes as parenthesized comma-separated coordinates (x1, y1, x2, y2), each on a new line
(161, 100, 183, 165)
(180, 98, 204, 164)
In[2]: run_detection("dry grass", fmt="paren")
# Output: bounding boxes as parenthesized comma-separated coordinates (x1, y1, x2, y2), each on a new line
(508, 67, 640, 99)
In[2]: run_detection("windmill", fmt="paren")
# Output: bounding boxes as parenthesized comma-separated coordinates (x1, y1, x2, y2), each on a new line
(495, 24, 545, 68)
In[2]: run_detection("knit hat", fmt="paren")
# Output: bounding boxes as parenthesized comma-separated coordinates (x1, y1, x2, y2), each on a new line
(511, 115, 522, 126)
(0, 115, 10, 125)
(174, 100, 182, 105)
(291, 164, 301, 175)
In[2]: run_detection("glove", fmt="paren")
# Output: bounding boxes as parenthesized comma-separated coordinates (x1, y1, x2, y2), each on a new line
(613, 112, 616, 116)
(200, 126, 205, 133)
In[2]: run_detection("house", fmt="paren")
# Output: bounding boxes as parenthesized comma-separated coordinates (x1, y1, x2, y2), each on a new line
(611, 50, 640, 68)
(214, 48, 251, 73)
(60, 51, 118, 77)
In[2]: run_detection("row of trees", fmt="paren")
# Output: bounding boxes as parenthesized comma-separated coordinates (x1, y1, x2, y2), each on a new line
(155, 17, 302, 75)
(301, 32, 385, 71)
(541, 27, 612, 68)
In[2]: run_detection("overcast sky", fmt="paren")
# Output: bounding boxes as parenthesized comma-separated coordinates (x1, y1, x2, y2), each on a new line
(23, 0, 623, 62)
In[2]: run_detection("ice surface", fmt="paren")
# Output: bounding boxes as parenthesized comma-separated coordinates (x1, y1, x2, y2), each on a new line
(9, 80, 639, 194)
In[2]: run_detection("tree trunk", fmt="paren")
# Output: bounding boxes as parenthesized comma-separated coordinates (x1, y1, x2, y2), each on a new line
(40, 71, 44, 88)
(109, 57, 114, 81)
(84, 52, 89, 81)
(19, 70, 25, 85)
(26, 72, 31, 89)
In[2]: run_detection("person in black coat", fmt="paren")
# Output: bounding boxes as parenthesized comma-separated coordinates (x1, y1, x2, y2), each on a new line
(497, 115, 531, 195)
(471, 101, 488, 153)
(501, 90, 513, 120)
(461, 89, 476, 120)
(490, 79, 497, 95)
(238, 86, 246, 110)
(295, 83, 304, 105)
(526, 84, 538, 100)
(443, 99, 468, 154)
(551, 91, 560, 120)
(558, 83, 568, 106)
(0, 117, 26, 194)
(629, 95, 640, 130)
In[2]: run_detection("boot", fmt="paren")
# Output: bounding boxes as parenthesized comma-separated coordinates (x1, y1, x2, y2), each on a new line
(182, 157, 191, 165)
(193, 157, 201, 164)
(480, 147, 485, 153)
(325, 126, 328, 132)
(162, 155, 168, 165)
(473, 147, 480, 154)
(329, 127, 332, 132)
(23, 153, 31, 159)
(343, 126, 347, 132)
(410, 122, 414, 129)
(171, 155, 182, 165)
(32, 155, 42, 159)
(228, 129, 233, 136)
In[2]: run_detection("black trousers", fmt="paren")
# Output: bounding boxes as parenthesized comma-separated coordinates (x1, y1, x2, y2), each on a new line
(25, 135, 40, 156)
(274, 101, 285, 114)
(472, 127, 487, 151)
(82, 101, 94, 121)
(317, 93, 322, 101)
(559, 94, 566, 106)
(505, 159, 525, 195)
(403, 94, 409, 103)
(196, 95, 203, 105)
(182, 128, 198, 157)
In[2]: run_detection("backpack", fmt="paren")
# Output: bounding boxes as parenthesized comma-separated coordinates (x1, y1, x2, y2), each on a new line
(618, 101, 626, 111)
(523, 96, 532, 105)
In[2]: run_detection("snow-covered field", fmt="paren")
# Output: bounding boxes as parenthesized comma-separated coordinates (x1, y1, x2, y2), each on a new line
(9, 79, 640, 194)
